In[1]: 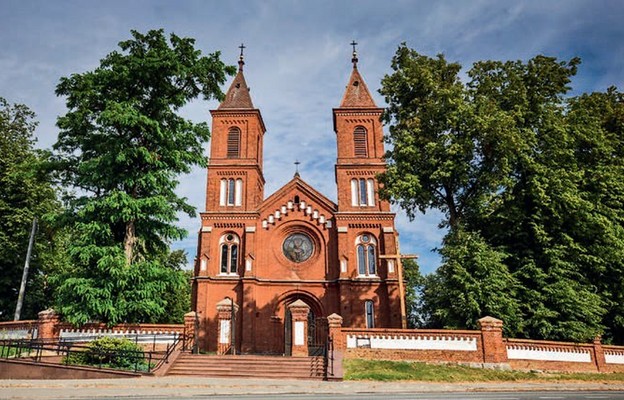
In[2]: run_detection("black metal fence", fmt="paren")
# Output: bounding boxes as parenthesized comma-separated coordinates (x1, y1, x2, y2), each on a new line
(0, 335, 189, 374)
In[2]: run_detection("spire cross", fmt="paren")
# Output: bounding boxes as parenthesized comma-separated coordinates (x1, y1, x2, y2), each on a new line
(350, 40, 358, 67)
(350, 40, 358, 54)
(238, 43, 246, 71)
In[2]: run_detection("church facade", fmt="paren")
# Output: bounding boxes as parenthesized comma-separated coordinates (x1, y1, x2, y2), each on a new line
(191, 49, 404, 355)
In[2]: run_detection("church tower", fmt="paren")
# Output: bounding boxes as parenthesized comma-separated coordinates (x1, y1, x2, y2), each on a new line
(204, 49, 265, 211)
(334, 46, 389, 213)
(193, 48, 266, 348)
(333, 44, 401, 328)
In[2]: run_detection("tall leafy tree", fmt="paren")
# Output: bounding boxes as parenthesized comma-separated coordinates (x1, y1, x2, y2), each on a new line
(49, 29, 234, 325)
(380, 45, 614, 342)
(379, 45, 522, 332)
(0, 97, 60, 320)
(469, 56, 606, 341)
(401, 258, 424, 329)
(420, 229, 522, 336)
(563, 88, 624, 342)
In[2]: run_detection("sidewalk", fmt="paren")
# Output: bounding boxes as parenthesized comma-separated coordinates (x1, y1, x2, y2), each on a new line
(1, 376, 623, 399)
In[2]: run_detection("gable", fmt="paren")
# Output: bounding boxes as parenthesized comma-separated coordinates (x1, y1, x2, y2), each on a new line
(257, 176, 337, 230)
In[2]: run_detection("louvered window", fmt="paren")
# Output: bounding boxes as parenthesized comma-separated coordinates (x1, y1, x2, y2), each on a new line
(353, 126, 368, 157)
(227, 127, 241, 158)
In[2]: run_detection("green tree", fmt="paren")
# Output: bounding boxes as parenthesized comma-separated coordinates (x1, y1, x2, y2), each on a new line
(380, 45, 612, 341)
(378, 45, 520, 230)
(562, 88, 624, 342)
(154, 249, 191, 324)
(470, 56, 606, 341)
(420, 229, 521, 336)
(401, 258, 424, 328)
(0, 97, 60, 320)
(49, 29, 234, 325)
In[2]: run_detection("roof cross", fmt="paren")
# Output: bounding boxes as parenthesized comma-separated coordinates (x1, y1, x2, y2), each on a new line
(350, 40, 358, 54)
(294, 160, 301, 177)
(238, 43, 246, 71)
(350, 40, 359, 67)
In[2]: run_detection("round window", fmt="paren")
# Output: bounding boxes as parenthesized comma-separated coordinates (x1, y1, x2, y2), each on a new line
(282, 233, 314, 263)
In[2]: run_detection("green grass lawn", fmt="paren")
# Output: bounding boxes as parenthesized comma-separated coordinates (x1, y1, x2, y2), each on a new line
(345, 359, 624, 382)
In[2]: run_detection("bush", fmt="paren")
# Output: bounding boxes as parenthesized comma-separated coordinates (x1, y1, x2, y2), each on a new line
(64, 337, 148, 371)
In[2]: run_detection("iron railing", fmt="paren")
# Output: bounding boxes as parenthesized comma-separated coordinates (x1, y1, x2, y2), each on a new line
(0, 335, 187, 374)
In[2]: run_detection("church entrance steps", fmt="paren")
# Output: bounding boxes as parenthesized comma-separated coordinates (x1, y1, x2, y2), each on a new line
(165, 354, 327, 380)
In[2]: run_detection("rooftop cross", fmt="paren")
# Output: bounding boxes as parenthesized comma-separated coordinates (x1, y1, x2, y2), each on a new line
(238, 43, 246, 71)
(350, 40, 358, 67)
(294, 160, 301, 177)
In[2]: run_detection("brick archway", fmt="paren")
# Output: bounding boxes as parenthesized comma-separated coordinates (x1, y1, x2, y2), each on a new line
(274, 289, 324, 319)
(274, 290, 324, 356)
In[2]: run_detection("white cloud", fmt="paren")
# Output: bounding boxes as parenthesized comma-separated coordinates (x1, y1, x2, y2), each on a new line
(1, 0, 623, 273)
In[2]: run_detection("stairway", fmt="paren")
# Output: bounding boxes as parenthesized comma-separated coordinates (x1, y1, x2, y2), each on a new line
(166, 354, 327, 380)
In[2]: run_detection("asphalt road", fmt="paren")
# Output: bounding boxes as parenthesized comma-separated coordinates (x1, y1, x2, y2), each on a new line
(2, 377, 624, 400)
(53, 392, 624, 400)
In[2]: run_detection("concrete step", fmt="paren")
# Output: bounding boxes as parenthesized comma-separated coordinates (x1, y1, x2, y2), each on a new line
(166, 354, 327, 380)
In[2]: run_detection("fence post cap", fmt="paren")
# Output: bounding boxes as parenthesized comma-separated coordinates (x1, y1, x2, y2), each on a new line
(37, 308, 58, 319)
(477, 316, 503, 330)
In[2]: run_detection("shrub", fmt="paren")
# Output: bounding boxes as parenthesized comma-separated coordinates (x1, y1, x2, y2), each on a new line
(64, 337, 148, 371)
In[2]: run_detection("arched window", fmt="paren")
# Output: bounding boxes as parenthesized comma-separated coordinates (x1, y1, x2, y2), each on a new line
(219, 233, 239, 275)
(365, 300, 375, 328)
(356, 234, 377, 276)
(227, 127, 241, 158)
(353, 126, 368, 157)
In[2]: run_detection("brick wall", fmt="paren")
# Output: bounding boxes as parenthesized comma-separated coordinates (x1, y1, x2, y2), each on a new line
(327, 315, 624, 374)
(0, 310, 187, 352)
(337, 327, 484, 364)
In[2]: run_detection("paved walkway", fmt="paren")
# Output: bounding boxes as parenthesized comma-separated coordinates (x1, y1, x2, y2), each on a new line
(1, 377, 624, 399)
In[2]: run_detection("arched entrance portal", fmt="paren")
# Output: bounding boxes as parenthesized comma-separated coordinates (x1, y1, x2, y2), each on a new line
(277, 292, 328, 356)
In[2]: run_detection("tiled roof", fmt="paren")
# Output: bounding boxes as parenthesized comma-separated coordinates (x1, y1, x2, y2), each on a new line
(218, 68, 254, 109)
(339, 67, 377, 108)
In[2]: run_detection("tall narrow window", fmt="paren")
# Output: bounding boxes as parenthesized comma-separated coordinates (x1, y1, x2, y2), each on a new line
(365, 300, 375, 328)
(359, 179, 367, 205)
(351, 178, 375, 207)
(220, 234, 239, 275)
(356, 234, 377, 276)
(235, 179, 243, 206)
(219, 179, 227, 206)
(227, 127, 241, 158)
(227, 179, 236, 205)
(353, 126, 368, 157)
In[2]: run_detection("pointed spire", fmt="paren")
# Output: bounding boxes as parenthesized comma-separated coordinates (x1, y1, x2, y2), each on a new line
(339, 42, 377, 108)
(218, 44, 254, 109)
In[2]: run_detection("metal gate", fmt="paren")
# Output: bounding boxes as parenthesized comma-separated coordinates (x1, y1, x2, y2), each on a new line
(284, 311, 328, 356)
(307, 316, 328, 356)
(284, 308, 292, 356)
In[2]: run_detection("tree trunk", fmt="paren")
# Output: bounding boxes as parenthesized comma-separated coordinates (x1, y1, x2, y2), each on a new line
(124, 220, 136, 265)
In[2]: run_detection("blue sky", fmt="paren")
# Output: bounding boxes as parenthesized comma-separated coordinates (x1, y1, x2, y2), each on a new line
(1, 0, 623, 274)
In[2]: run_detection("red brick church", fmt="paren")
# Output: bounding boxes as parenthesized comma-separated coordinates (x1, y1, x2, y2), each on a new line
(192, 47, 404, 355)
